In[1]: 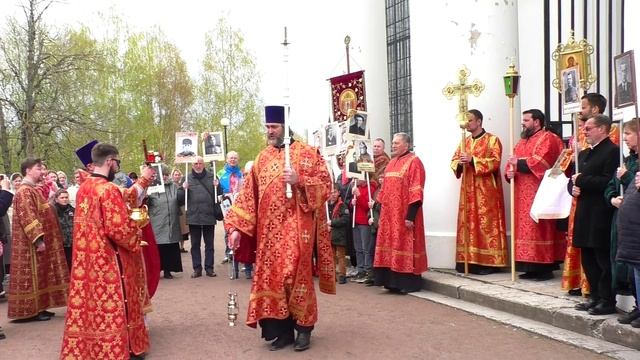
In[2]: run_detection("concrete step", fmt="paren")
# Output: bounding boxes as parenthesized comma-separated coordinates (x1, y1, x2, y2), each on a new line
(419, 269, 640, 354)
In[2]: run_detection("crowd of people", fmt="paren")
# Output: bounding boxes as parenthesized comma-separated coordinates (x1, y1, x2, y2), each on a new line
(2, 94, 639, 358)
(450, 93, 640, 329)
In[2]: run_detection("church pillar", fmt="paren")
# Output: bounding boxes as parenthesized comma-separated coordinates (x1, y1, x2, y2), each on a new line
(410, 1, 520, 268)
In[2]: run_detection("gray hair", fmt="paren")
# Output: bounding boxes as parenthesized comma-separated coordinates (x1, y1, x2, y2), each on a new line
(590, 114, 612, 133)
(393, 132, 412, 145)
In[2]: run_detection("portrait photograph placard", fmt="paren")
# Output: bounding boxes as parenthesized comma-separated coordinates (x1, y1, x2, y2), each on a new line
(345, 145, 365, 180)
(175, 132, 198, 164)
(146, 163, 165, 194)
(312, 128, 324, 155)
(614, 50, 636, 109)
(324, 122, 339, 155)
(202, 131, 225, 162)
(561, 67, 580, 114)
(338, 121, 350, 153)
(345, 111, 369, 141)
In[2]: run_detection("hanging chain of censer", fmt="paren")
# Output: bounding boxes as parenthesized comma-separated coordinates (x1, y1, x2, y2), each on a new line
(226, 249, 239, 326)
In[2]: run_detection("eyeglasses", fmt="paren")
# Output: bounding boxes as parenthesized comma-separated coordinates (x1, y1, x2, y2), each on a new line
(109, 158, 121, 167)
(583, 126, 600, 132)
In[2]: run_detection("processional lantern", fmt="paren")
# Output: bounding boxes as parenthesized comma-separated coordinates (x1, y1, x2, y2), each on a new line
(503, 63, 520, 99)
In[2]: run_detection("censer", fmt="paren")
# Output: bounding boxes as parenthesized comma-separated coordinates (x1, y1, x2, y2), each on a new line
(227, 249, 239, 326)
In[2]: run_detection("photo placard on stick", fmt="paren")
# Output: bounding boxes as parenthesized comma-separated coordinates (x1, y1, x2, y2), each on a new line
(324, 122, 339, 155)
(561, 67, 581, 114)
(145, 163, 165, 194)
(202, 131, 225, 162)
(312, 129, 324, 154)
(345, 111, 369, 141)
(345, 145, 365, 180)
(175, 132, 198, 163)
(614, 50, 636, 109)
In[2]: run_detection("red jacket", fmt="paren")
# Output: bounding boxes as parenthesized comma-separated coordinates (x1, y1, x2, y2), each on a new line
(354, 182, 376, 225)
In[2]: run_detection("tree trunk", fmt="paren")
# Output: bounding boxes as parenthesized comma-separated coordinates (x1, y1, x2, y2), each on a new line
(0, 106, 11, 173)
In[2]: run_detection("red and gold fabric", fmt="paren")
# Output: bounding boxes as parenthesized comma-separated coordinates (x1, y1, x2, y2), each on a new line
(61, 176, 149, 359)
(505, 130, 566, 264)
(8, 183, 69, 319)
(329, 70, 366, 122)
(123, 177, 159, 303)
(450, 132, 507, 267)
(224, 141, 335, 329)
(374, 152, 427, 274)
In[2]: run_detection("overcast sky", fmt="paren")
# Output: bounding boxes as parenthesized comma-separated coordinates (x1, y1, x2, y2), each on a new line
(0, 0, 373, 133)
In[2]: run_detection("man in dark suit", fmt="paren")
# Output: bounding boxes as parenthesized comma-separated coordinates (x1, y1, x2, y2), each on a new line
(571, 113, 619, 315)
(616, 62, 633, 106)
(349, 114, 366, 136)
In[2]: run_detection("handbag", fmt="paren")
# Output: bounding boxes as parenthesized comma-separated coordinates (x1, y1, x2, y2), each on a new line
(193, 176, 224, 221)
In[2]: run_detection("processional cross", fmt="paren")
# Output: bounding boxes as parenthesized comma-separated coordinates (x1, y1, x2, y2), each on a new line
(441, 66, 484, 277)
(442, 66, 485, 128)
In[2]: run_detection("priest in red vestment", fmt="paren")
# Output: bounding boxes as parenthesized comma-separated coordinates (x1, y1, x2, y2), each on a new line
(225, 105, 335, 352)
(505, 109, 565, 281)
(7, 157, 69, 321)
(61, 143, 150, 360)
(373, 132, 427, 293)
(450, 110, 507, 274)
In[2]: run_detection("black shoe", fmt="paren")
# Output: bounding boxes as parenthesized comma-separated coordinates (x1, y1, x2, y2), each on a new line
(41, 310, 55, 317)
(532, 272, 554, 281)
(14, 313, 51, 322)
(575, 300, 598, 311)
(245, 272, 253, 280)
(0, 329, 5, 340)
(221, 257, 230, 264)
(567, 288, 582, 296)
(518, 272, 536, 279)
(338, 275, 347, 284)
(206, 270, 217, 277)
(294, 331, 311, 352)
(618, 307, 640, 324)
(270, 332, 294, 351)
(631, 317, 640, 328)
(129, 353, 145, 360)
(191, 270, 202, 278)
(163, 272, 174, 279)
(588, 303, 616, 315)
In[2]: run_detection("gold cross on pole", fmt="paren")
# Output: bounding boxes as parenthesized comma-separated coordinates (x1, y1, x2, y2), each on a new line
(442, 66, 485, 127)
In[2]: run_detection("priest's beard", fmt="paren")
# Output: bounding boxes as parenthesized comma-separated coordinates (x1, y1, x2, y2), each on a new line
(268, 135, 285, 147)
(520, 127, 535, 139)
(107, 168, 116, 182)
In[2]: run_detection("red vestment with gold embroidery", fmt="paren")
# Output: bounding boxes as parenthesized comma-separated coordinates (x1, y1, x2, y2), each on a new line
(506, 130, 566, 265)
(374, 152, 427, 274)
(60, 176, 149, 359)
(8, 183, 69, 319)
(451, 132, 508, 267)
(224, 141, 335, 328)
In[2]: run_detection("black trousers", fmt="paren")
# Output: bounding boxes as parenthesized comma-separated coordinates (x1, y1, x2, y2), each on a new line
(259, 316, 313, 341)
(189, 225, 215, 271)
(581, 247, 615, 304)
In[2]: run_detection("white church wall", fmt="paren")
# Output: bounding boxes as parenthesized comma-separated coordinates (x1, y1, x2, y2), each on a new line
(410, 0, 519, 269)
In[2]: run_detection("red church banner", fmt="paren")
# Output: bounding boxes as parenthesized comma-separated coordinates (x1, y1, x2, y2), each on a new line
(329, 70, 367, 122)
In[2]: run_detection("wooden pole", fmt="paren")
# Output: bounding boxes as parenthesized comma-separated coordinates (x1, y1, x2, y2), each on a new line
(460, 126, 469, 276)
(509, 97, 516, 282)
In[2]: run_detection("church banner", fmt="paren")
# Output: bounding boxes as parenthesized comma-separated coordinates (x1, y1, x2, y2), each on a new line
(329, 70, 367, 122)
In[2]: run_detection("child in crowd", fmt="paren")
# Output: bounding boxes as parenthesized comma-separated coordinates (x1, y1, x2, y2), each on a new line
(53, 189, 75, 270)
(351, 177, 377, 283)
(366, 173, 384, 286)
(328, 187, 350, 284)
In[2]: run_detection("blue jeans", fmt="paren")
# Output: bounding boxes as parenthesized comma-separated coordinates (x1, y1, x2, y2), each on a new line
(189, 225, 215, 271)
(634, 265, 640, 307)
(353, 225, 373, 272)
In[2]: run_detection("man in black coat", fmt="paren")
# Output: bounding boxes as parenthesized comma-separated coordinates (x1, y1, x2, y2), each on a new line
(570, 114, 620, 315)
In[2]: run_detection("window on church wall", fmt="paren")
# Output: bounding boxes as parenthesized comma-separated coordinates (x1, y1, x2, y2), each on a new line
(386, 0, 413, 140)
